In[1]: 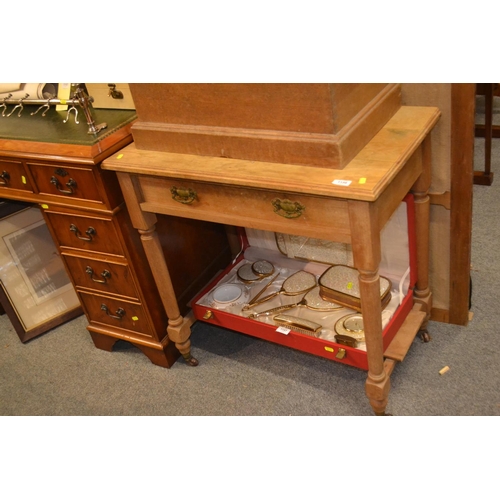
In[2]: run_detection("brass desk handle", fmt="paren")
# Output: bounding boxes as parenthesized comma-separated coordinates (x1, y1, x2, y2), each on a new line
(0, 171, 10, 186)
(171, 186, 197, 205)
(69, 224, 96, 242)
(86, 266, 111, 284)
(50, 176, 77, 195)
(100, 303, 125, 320)
(272, 198, 305, 219)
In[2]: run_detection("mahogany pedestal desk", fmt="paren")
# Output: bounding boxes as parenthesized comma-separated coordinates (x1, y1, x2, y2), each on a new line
(102, 106, 440, 415)
(0, 107, 231, 363)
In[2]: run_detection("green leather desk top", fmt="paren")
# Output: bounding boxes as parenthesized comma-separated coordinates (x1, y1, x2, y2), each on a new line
(0, 106, 136, 146)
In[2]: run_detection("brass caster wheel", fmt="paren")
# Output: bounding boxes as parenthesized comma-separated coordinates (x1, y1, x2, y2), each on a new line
(182, 354, 199, 366)
(419, 329, 431, 343)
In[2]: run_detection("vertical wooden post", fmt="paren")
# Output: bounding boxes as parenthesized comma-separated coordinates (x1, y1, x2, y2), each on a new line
(449, 83, 475, 325)
(349, 200, 390, 416)
(412, 139, 432, 332)
(117, 172, 198, 366)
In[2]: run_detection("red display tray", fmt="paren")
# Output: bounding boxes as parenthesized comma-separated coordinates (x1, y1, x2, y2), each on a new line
(191, 195, 416, 371)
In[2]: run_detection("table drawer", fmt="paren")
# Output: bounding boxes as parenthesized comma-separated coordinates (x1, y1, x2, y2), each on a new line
(43, 209, 125, 256)
(79, 291, 154, 338)
(0, 158, 34, 192)
(62, 253, 140, 300)
(27, 162, 103, 203)
(138, 176, 352, 242)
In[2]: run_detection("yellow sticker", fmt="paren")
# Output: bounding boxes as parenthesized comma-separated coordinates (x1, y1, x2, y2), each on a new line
(347, 282, 353, 289)
(60, 99, 67, 105)
(131, 316, 139, 321)
(21, 175, 27, 184)
(117, 154, 124, 159)
(359, 177, 367, 184)
(324, 346, 334, 353)
(40, 204, 49, 209)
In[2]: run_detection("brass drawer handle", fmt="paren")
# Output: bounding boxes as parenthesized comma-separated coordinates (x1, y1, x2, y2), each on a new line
(171, 186, 197, 204)
(0, 171, 10, 186)
(100, 303, 125, 320)
(50, 176, 77, 195)
(272, 198, 305, 219)
(69, 223, 96, 242)
(85, 266, 111, 284)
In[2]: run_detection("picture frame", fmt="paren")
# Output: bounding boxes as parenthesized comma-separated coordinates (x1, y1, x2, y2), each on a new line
(0, 201, 82, 342)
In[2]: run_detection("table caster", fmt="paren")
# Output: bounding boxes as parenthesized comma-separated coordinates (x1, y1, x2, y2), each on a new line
(419, 329, 431, 342)
(182, 353, 199, 366)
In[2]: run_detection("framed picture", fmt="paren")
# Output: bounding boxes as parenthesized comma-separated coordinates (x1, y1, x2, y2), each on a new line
(0, 201, 82, 342)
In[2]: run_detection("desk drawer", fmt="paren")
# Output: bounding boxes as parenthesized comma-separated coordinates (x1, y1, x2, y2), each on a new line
(0, 158, 34, 192)
(62, 253, 140, 300)
(27, 162, 103, 203)
(44, 209, 125, 256)
(138, 176, 352, 242)
(79, 291, 154, 338)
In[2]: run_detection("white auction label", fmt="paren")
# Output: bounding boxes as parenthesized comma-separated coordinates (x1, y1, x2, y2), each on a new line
(332, 179, 352, 186)
(276, 326, 291, 335)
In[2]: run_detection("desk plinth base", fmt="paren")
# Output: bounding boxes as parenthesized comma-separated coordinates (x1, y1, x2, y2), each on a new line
(88, 328, 181, 368)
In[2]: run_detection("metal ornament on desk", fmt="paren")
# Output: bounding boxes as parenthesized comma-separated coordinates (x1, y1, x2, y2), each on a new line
(0, 84, 107, 135)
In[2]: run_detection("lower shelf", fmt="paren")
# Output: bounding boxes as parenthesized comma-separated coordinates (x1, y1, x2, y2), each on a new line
(384, 308, 426, 362)
(191, 251, 417, 371)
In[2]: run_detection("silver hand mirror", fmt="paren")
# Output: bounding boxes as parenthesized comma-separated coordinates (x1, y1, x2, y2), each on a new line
(249, 286, 342, 318)
(249, 270, 317, 307)
(237, 260, 275, 283)
(251, 259, 274, 278)
(237, 263, 262, 283)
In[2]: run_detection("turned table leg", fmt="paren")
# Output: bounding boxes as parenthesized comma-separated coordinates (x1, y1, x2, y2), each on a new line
(349, 201, 390, 416)
(359, 268, 389, 415)
(139, 225, 199, 366)
(412, 136, 433, 342)
(117, 172, 198, 367)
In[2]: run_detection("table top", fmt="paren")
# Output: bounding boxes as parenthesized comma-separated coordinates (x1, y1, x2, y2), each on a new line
(102, 106, 440, 202)
(0, 107, 136, 145)
(0, 107, 137, 163)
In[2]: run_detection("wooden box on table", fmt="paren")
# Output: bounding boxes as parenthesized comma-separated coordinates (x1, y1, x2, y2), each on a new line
(128, 83, 401, 169)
